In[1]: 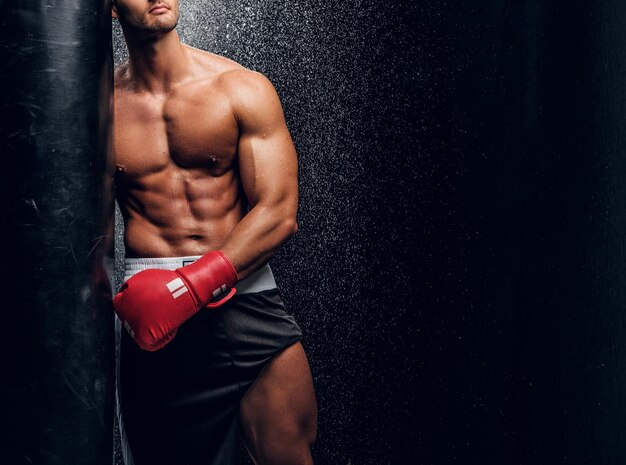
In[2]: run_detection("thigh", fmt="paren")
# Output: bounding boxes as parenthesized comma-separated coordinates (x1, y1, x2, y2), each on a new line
(239, 341, 317, 465)
(118, 311, 243, 465)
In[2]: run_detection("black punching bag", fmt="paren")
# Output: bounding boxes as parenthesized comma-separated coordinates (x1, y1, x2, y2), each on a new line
(0, 1, 115, 464)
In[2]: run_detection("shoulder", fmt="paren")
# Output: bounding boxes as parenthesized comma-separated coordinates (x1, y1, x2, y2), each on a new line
(221, 69, 283, 128)
(187, 48, 282, 121)
(220, 69, 278, 106)
(185, 46, 277, 101)
(190, 49, 277, 102)
(216, 69, 282, 122)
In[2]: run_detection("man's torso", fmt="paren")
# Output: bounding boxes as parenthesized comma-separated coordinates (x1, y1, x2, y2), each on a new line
(114, 46, 246, 258)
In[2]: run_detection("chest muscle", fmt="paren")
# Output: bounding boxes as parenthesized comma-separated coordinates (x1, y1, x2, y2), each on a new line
(114, 85, 239, 181)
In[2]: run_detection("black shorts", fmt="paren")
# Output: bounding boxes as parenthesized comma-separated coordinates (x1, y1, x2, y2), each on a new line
(117, 288, 302, 465)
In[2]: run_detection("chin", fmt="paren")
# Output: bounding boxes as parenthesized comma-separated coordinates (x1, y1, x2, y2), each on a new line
(143, 18, 178, 34)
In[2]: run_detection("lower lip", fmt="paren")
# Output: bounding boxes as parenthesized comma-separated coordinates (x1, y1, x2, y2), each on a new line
(150, 7, 168, 14)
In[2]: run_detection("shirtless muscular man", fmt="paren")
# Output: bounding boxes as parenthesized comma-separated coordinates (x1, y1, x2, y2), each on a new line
(111, 1, 317, 464)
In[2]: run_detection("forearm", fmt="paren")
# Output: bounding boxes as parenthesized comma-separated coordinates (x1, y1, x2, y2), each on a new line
(219, 202, 297, 280)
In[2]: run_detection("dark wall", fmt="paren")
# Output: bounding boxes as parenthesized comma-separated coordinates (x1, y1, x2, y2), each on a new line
(113, 1, 626, 464)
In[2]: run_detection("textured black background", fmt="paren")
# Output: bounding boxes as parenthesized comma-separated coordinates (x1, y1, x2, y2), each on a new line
(112, 1, 626, 465)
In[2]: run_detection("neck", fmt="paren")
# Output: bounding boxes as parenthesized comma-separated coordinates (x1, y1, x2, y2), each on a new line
(122, 28, 191, 94)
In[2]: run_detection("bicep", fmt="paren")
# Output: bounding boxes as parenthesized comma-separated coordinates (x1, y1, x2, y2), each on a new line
(234, 74, 298, 209)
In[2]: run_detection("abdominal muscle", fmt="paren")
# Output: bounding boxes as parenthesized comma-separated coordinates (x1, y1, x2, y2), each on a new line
(118, 164, 246, 258)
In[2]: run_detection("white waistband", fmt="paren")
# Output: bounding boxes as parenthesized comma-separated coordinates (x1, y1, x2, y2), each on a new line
(124, 256, 277, 295)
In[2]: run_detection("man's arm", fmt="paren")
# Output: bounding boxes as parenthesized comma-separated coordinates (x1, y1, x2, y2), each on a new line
(220, 70, 299, 280)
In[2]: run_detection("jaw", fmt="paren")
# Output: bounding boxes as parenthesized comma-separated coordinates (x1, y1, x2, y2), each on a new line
(118, 5, 180, 36)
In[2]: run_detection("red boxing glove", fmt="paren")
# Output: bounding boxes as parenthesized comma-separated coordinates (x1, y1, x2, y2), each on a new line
(113, 251, 238, 351)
